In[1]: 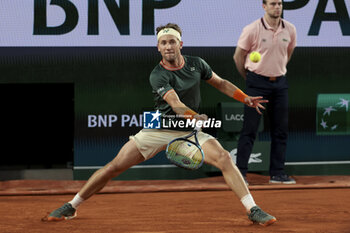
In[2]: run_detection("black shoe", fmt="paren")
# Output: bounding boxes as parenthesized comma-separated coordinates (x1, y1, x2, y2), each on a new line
(44, 203, 77, 221)
(248, 206, 277, 226)
(269, 174, 296, 184)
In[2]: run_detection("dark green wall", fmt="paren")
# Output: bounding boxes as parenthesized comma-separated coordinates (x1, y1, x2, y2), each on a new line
(0, 47, 349, 168)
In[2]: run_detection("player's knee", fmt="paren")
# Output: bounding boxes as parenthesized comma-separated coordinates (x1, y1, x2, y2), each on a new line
(103, 163, 121, 179)
(215, 150, 232, 171)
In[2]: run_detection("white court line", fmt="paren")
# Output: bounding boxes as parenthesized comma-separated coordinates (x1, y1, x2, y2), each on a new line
(74, 164, 177, 170)
(75, 161, 350, 170)
(285, 161, 350, 165)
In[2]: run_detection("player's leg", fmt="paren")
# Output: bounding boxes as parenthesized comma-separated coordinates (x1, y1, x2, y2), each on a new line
(43, 129, 173, 222)
(201, 139, 250, 203)
(78, 139, 145, 200)
(201, 138, 276, 226)
(44, 139, 146, 221)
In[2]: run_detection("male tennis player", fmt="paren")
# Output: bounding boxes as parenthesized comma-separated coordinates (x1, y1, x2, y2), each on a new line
(44, 23, 276, 226)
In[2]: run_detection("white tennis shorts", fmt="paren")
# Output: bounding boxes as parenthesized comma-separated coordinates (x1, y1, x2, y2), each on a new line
(130, 129, 215, 160)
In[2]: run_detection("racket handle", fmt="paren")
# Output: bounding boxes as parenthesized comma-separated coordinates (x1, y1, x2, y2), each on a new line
(194, 120, 203, 132)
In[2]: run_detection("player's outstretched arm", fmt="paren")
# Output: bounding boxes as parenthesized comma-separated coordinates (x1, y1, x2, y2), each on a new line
(206, 72, 267, 114)
(163, 89, 208, 120)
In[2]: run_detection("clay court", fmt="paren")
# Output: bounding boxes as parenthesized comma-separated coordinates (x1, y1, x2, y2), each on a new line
(1, 174, 350, 233)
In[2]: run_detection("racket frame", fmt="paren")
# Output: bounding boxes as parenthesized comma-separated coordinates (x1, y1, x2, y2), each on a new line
(165, 128, 205, 170)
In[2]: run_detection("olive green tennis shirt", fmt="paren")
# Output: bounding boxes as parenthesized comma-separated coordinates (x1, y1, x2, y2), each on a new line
(149, 55, 213, 117)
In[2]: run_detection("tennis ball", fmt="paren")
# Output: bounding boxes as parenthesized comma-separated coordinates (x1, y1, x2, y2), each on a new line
(249, 51, 261, 63)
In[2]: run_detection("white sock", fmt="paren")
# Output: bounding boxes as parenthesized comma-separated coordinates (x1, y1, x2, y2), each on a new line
(69, 193, 84, 209)
(240, 194, 256, 212)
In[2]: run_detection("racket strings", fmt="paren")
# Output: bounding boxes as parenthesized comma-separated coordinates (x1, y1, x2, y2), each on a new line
(167, 140, 203, 169)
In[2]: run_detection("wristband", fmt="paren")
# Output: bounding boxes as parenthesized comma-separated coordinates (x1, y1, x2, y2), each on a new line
(233, 89, 248, 104)
(183, 110, 198, 119)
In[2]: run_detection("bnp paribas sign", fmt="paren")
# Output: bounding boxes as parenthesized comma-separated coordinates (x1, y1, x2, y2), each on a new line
(317, 94, 350, 135)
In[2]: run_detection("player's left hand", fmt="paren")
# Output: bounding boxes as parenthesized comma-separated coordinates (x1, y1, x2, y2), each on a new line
(244, 96, 268, 114)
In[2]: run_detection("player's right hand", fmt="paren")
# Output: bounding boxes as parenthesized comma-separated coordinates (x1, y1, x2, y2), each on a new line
(194, 114, 208, 121)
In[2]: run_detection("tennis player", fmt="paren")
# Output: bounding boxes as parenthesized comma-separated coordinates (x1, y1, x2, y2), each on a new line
(44, 23, 276, 226)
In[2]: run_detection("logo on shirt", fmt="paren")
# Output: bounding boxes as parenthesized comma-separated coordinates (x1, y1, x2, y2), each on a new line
(190, 67, 196, 71)
(156, 87, 165, 95)
(262, 38, 267, 42)
(282, 38, 289, 42)
(143, 110, 161, 129)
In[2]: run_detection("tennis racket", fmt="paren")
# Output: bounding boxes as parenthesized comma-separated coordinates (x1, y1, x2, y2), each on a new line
(165, 126, 205, 170)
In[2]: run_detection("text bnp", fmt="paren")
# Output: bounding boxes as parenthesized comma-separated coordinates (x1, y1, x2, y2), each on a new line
(88, 114, 143, 128)
(33, 0, 181, 35)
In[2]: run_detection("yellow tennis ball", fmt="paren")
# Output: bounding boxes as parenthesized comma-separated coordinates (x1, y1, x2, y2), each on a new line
(249, 51, 261, 63)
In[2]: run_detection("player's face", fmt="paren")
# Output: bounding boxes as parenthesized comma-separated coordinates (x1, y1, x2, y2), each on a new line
(263, 0, 282, 19)
(157, 35, 183, 63)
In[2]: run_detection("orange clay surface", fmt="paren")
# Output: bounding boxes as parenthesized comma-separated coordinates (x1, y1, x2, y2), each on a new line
(1, 175, 350, 233)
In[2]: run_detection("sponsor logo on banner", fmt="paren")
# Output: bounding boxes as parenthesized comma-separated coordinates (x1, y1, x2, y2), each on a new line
(0, 1, 349, 46)
(317, 94, 350, 135)
(88, 114, 143, 128)
(229, 148, 263, 164)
